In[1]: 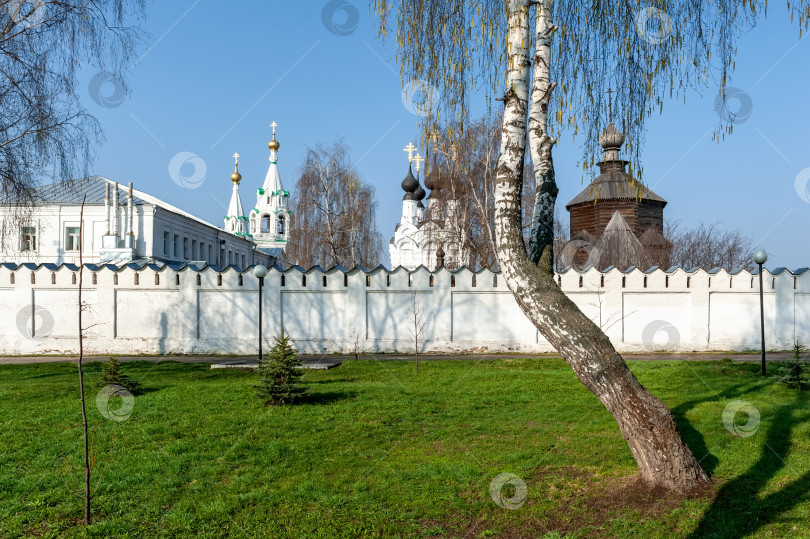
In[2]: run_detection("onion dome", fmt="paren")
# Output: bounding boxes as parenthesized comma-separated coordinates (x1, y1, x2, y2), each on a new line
(599, 122, 624, 162)
(231, 163, 242, 183)
(424, 158, 440, 190)
(268, 121, 280, 151)
(413, 184, 426, 201)
(436, 244, 445, 268)
(230, 152, 242, 183)
(401, 164, 418, 193)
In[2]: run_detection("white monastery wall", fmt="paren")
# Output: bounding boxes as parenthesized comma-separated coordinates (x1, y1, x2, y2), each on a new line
(0, 263, 808, 356)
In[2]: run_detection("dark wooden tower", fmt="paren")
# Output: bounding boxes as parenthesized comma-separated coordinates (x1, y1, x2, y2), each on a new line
(565, 123, 671, 269)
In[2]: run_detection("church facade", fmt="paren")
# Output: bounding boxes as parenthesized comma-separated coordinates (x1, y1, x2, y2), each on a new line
(0, 125, 290, 270)
(389, 144, 469, 271)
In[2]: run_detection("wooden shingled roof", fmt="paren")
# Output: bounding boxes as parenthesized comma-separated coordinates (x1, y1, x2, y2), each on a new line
(566, 165, 667, 209)
(592, 211, 652, 271)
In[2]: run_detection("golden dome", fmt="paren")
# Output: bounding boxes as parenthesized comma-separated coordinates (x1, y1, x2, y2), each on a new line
(268, 135, 280, 152)
(231, 164, 242, 183)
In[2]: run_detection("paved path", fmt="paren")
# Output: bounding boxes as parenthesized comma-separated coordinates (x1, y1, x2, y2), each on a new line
(0, 351, 793, 366)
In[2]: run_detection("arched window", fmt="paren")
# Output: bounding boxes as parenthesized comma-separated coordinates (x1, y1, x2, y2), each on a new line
(261, 215, 271, 233)
(277, 215, 285, 235)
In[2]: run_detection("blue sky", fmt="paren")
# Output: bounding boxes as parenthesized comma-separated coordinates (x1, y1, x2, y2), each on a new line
(80, 1, 810, 270)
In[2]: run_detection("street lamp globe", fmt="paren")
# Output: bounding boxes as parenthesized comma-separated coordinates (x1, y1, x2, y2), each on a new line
(753, 250, 768, 265)
(253, 265, 268, 279)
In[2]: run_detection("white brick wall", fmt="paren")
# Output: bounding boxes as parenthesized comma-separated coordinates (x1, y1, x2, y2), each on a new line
(0, 264, 807, 355)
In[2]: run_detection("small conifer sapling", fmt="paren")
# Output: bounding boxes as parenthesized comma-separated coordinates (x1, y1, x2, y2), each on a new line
(255, 332, 307, 405)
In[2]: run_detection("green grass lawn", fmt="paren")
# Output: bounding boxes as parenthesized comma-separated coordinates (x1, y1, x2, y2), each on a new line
(1, 357, 808, 538)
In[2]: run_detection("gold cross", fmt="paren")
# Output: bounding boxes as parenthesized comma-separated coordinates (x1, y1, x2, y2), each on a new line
(605, 88, 613, 119)
(403, 142, 417, 162)
(270, 121, 277, 135)
(413, 153, 424, 174)
(233, 152, 239, 165)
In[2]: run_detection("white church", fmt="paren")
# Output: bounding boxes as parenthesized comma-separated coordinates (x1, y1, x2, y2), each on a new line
(0, 124, 291, 270)
(389, 143, 469, 271)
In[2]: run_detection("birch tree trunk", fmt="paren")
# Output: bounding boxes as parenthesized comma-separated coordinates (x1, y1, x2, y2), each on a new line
(495, 0, 710, 493)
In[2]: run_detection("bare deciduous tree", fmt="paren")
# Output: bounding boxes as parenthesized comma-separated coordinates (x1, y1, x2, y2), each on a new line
(374, 0, 808, 492)
(288, 141, 383, 269)
(423, 116, 541, 270)
(406, 291, 432, 374)
(0, 0, 144, 251)
(666, 220, 754, 271)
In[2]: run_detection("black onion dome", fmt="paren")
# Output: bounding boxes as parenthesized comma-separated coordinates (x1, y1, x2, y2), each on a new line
(413, 184, 426, 201)
(425, 161, 440, 190)
(401, 164, 418, 193)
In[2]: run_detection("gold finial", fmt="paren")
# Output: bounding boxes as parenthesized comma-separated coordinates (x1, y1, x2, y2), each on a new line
(413, 153, 424, 175)
(231, 152, 242, 183)
(403, 142, 417, 163)
(268, 122, 280, 152)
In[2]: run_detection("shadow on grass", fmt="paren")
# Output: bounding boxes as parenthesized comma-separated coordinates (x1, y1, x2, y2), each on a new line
(687, 390, 810, 538)
(671, 379, 772, 477)
(298, 390, 357, 405)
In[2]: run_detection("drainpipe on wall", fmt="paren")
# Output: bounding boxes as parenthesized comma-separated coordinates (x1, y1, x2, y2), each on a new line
(125, 182, 134, 249)
(111, 182, 119, 238)
(104, 183, 110, 235)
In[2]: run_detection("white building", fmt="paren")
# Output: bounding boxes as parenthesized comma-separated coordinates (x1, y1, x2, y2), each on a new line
(0, 124, 292, 269)
(389, 146, 469, 270)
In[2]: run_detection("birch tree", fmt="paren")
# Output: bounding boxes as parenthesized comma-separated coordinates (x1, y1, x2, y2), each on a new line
(288, 141, 384, 269)
(0, 0, 143, 250)
(374, 0, 809, 492)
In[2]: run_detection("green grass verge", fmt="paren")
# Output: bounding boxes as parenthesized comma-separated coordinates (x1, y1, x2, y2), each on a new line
(0, 358, 808, 538)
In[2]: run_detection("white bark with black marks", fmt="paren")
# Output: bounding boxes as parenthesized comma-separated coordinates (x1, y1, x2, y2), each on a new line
(496, 0, 709, 493)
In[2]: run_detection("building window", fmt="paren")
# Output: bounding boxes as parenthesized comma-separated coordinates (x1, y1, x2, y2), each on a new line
(183, 237, 189, 259)
(192, 239, 197, 259)
(209, 245, 213, 264)
(261, 215, 270, 233)
(163, 231, 170, 255)
(65, 227, 81, 251)
(277, 215, 285, 236)
(20, 226, 36, 251)
(174, 234, 180, 257)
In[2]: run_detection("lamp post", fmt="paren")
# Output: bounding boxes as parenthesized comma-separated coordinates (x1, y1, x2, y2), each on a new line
(253, 265, 268, 361)
(753, 250, 768, 376)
